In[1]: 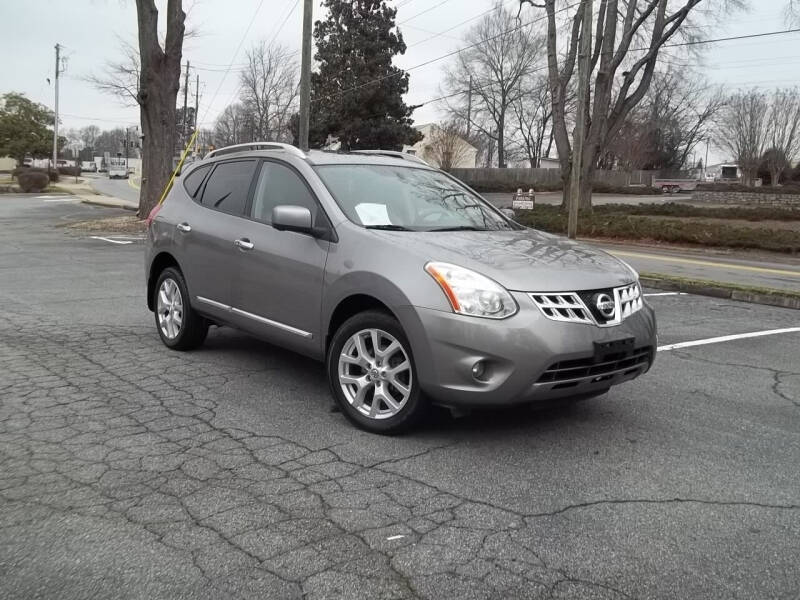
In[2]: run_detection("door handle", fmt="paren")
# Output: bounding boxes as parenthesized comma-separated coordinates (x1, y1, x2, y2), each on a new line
(234, 238, 254, 251)
(176, 222, 192, 233)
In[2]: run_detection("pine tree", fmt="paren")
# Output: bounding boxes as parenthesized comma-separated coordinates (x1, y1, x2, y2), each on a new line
(307, 0, 422, 150)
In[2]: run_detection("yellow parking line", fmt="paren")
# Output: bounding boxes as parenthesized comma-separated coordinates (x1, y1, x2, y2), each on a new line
(128, 176, 140, 190)
(609, 250, 800, 278)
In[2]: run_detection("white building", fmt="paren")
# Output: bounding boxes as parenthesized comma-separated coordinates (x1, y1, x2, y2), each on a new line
(402, 123, 477, 169)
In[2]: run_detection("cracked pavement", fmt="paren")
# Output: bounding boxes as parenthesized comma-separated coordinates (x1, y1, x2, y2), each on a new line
(1, 196, 799, 599)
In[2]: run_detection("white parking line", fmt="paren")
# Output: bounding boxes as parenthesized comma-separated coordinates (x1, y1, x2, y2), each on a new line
(657, 327, 800, 352)
(386, 535, 406, 541)
(89, 236, 134, 245)
(644, 292, 687, 297)
(39, 196, 76, 202)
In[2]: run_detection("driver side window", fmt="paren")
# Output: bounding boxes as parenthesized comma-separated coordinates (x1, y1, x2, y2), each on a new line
(251, 161, 317, 224)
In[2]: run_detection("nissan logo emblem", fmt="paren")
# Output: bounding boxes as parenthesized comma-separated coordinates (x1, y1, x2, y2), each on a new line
(595, 293, 616, 318)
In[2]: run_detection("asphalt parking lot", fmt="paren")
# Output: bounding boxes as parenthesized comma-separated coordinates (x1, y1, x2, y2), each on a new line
(1, 194, 798, 600)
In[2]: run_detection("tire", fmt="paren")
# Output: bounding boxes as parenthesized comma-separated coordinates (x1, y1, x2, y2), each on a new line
(153, 267, 208, 351)
(327, 310, 427, 434)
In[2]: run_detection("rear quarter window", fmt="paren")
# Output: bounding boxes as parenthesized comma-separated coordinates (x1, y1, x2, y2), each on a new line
(182, 164, 212, 198)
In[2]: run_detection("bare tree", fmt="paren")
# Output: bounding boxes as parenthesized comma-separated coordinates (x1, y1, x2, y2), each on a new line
(442, 5, 545, 168)
(716, 90, 769, 186)
(765, 88, 800, 186)
(421, 122, 475, 171)
(604, 69, 724, 173)
(134, 0, 186, 216)
(520, 0, 743, 208)
(85, 40, 141, 107)
(213, 103, 254, 147)
(240, 42, 300, 142)
(509, 74, 552, 167)
(80, 125, 100, 151)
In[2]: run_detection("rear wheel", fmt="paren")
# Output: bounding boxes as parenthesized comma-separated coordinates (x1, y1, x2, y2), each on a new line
(327, 311, 426, 434)
(153, 267, 208, 350)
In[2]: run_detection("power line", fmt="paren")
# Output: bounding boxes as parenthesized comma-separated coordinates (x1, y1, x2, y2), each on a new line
(406, 0, 517, 49)
(398, 0, 455, 25)
(199, 0, 267, 125)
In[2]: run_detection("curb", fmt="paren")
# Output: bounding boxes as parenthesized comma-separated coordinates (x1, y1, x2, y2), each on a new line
(78, 195, 138, 212)
(640, 274, 800, 310)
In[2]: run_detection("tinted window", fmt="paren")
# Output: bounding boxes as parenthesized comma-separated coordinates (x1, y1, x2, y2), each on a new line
(182, 164, 211, 198)
(252, 162, 317, 224)
(200, 160, 256, 216)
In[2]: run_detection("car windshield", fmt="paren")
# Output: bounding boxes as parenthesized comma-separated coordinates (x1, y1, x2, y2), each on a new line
(314, 164, 517, 232)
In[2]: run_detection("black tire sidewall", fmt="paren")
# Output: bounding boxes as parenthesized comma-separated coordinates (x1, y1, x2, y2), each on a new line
(153, 267, 206, 350)
(327, 310, 426, 434)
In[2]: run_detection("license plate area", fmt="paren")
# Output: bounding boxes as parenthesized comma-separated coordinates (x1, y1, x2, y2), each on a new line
(593, 337, 635, 363)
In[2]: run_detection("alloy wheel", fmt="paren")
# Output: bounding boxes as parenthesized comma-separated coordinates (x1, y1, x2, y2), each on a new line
(156, 278, 183, 340)
(337, 328, 413, 419)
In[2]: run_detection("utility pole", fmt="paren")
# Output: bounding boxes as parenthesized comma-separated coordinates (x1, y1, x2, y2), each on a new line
(567, 0, 592, 240)
(466, 75, 473, 137)
(52, 43, 62, 172)
(298, 0, 313, 152)
(182, 60, 190, 148)
(195, 73, 200, 154)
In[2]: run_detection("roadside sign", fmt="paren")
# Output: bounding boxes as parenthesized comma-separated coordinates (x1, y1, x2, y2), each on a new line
(512, 199, 534, 210)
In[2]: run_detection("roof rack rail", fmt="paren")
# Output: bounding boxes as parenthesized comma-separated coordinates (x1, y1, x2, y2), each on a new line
(350, 149, 430, 166)
(206, 142, 306, 160)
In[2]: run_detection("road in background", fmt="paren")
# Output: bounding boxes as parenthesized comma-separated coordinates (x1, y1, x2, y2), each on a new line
(86, 172, 140, 206)
(1, 195, 798, 600)
(484, 190, 692, 207)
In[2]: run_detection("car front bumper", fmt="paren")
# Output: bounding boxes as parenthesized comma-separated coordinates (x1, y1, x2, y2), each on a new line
(397, 292, 657, 407)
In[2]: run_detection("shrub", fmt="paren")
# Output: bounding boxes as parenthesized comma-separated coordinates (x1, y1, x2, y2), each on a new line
(17, 171, 50, 193)
(512, 208, 800, 253)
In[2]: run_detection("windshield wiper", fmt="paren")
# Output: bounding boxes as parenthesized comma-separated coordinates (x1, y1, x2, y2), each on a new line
(425, 225, 487, 232)
(364, 224, 413, 231)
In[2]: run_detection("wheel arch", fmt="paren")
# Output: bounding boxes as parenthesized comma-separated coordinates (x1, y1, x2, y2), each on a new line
(147, 252, 182, 311)
(325, 294, 397, 353)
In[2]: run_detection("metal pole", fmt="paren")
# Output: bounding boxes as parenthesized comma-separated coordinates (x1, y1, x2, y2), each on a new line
(298, 0, 313, 152)
(466, 75, 473, 137)
(182, 60, 190, 147)
(53, 43, 60, 172)
(125, 127, 129, 171)
(195, 74, 200, 154)
(567, 0, 592, 240)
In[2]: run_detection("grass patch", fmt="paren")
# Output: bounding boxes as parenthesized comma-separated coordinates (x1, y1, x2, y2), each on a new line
(44, 186, 75, 195)
(514, 205, 800, 254)
(589, 202, 800, 221)
(696, 182, 800, 195)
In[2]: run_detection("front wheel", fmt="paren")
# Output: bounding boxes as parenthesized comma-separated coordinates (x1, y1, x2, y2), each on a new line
(153, 267, 208, 350)
(327, 311, 427, 434)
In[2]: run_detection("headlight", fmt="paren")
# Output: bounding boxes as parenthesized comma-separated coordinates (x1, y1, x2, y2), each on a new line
(425, 262, 517, 319)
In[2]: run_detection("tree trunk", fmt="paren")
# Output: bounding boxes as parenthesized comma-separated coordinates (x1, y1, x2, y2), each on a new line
(497, 111, 506, 168)
(770, 168, 781, 187)
(136, 0, 185, 218)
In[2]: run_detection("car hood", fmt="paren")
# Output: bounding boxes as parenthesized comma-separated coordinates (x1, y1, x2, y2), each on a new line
(370, 228, 636, 292)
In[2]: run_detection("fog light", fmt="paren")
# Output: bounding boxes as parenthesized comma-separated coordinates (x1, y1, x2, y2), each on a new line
(472, 360, 486, 380)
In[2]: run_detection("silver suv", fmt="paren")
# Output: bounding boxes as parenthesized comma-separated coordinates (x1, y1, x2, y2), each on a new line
(145, 143, 656, 433)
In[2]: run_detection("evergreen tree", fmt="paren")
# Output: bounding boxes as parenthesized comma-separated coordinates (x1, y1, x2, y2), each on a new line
(307, 0, 422, 150)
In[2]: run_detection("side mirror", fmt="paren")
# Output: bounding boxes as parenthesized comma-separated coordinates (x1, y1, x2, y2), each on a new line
(272, 204, 313, 235)
(500, 208, 515, 219)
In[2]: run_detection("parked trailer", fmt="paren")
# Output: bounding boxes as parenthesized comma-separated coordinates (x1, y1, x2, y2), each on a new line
(652, 179, 699, 193)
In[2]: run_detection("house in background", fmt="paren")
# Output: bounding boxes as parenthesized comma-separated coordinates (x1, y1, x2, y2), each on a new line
(705, 162, 741, 181)
(403, 123, 477, 169)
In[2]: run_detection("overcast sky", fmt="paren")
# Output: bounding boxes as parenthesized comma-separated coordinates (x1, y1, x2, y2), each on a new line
(1, 0, 797, 162)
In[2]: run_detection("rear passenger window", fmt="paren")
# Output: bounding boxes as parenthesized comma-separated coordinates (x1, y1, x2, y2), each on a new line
(251, 162, 317, 224)
(182, 164, 211, 198)
(200, 160, 257, 216)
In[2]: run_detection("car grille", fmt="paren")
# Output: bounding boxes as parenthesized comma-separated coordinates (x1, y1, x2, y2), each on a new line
(529, 293, 593, 325)
(531, 282, 643, 326)
(536, 347, 651, 388)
